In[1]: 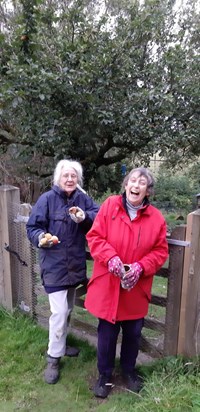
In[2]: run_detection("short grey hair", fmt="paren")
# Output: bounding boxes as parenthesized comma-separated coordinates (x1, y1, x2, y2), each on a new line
(122, 167, 155, 196)
(53, 159, 83, 187)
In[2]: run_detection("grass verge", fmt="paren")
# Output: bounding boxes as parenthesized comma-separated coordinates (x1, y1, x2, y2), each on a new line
(1, 307, 200, 412)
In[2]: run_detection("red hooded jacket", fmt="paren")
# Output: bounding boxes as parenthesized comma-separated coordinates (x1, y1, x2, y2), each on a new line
(85, 194, 168, 323)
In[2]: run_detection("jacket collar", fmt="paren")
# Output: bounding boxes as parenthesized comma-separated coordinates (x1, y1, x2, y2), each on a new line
(52, 185, 79, 200)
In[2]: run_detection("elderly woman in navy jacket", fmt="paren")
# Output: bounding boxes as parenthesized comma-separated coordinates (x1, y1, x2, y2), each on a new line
(27, 159, 99, 384)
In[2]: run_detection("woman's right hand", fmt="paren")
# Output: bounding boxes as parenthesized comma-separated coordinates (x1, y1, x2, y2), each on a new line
(108, 256, 125, 278)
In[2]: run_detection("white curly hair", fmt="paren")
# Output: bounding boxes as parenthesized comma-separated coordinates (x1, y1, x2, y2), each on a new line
(53, 159, 83, 187)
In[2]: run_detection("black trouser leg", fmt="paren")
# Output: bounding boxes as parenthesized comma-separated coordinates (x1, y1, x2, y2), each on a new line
(120, 318, 144, 374)
(97, 319, 120, 377)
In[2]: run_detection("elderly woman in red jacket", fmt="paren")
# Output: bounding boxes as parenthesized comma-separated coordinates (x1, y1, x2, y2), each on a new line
(85, 167, 168, 398)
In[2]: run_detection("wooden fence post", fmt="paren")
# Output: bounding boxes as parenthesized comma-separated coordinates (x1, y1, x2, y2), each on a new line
(178, 209, 200, 356)
(0, 185, 20, 310)
(163, 225, 186, 356)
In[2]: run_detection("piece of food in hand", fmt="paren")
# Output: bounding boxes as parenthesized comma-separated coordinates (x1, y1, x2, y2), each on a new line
(51, 235, 59, 244)
(69, 207, 84, 218)
(42, 233, 60, 245)
(45, 233, 53, 240)
(40, 237, 49, 246)
(76, 211, 84, 218)
(69, 207, 78, 215)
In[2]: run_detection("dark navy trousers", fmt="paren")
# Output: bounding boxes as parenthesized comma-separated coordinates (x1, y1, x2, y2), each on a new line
(97, 318, 144, 377)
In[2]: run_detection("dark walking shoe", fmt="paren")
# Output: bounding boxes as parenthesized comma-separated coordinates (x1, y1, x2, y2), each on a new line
(44, 356, 60, 384)
(93, 375, 113, 398)
(65, 346, 80, 357)
(122, 371, 143, 393)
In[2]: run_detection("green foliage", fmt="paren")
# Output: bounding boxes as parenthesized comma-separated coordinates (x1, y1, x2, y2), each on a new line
(89, 162, 125, 197)
(153, 168, 195, 214)
(0, 0, 199, 192)
(94, 188, 118, 205)
(187, 161, 200, 194)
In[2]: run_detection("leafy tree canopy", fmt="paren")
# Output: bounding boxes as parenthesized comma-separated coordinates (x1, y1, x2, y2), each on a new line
(0, 0, 199, 195)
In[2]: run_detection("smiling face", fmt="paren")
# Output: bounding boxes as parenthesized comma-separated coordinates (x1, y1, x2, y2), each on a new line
(59, 167, 78, 195)
(125, 170, 149, 206)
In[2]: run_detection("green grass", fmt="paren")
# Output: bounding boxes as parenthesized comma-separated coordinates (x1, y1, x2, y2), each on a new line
(1, 307, 200, 412)
(149, 275, 167, 320)
(86, 259, 94, 277)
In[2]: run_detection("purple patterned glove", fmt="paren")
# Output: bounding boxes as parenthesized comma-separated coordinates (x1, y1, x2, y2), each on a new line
(121, 262, 143, 289)
(108, 256, 125, 278)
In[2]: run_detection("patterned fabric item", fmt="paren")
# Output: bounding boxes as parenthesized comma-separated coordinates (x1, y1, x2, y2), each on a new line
(121, 262, 143, 289)
(108, 256, 125, 278)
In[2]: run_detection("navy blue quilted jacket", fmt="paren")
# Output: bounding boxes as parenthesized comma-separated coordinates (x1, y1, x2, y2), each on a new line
(26, 185, 99, 288)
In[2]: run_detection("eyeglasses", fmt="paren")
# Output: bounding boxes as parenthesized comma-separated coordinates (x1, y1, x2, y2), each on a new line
(62, 173, 78, 180)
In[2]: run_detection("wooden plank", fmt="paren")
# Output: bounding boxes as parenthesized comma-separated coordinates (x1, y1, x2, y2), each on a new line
(164, 225, 186, 356)
(178, 210, 200, 355)
(75, 297, 85, 308)
(140, 335, 163, 358)
(75, 284, 87, 298)
(144, 317, 165, 332)
(177, 214, 193, 354)
(151, 294, 167, 307)
(0, 185, 20, 310)
(72, 318, 97, 336)
(156, 267, 169, 278)
(184, 209, 200, 356)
